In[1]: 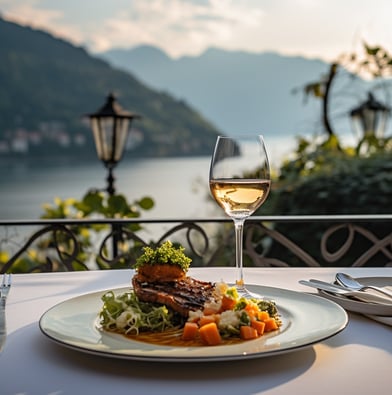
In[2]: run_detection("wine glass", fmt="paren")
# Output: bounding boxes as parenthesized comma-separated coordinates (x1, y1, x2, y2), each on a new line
(209, 135, 271, 298)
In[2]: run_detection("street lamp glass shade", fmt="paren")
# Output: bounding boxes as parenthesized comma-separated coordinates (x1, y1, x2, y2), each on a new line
(350, 93, 390, 139)
(351, 108, 388, 138)
(87, 93, 140, 168)
(91, 116, 130, 166)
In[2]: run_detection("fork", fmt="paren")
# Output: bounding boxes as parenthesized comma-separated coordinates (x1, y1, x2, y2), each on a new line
(0, 273, 12, 352)
(1, 273, 12, 299)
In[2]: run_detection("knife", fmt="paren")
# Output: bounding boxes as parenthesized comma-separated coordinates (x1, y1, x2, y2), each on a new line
(299, 279, 360, 295)
(299, 279, 392, 304)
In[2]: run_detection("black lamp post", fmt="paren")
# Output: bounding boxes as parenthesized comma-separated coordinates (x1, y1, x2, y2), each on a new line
(87, 93, 141, 196)
(349, 92, 390, 141)
(87, 93, 141, 258)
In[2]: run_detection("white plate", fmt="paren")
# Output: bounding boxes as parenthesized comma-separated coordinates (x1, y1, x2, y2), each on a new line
(319, 277, 392, 317)
(39, 284, 348, 362)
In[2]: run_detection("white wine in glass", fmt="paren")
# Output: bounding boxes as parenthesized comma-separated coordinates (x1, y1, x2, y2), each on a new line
(209, 135, 271, 297)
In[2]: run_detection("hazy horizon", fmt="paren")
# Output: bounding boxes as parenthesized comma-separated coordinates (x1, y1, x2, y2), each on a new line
(2, 1, 392, 62)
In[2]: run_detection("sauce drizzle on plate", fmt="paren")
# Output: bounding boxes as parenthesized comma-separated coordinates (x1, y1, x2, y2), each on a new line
(125, 328, 245, 347)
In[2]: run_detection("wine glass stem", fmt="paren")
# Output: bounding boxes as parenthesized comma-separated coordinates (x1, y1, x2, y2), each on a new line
(234, 218, 245, 289)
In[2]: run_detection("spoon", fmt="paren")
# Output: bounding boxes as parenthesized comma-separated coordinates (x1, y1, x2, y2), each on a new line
(335, 273, 392, 299)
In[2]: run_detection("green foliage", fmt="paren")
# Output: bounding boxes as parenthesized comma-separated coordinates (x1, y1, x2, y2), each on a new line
(277, 134, 351, 184)
(266, 132, 392, 216)
(4, 191, 155, 272)
(273, 150, 392, 216)
(262, 134, 392, 266)
(341, 42, 392, 78)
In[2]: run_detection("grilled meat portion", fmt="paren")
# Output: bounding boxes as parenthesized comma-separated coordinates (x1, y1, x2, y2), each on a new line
(132, 275, 216, 317)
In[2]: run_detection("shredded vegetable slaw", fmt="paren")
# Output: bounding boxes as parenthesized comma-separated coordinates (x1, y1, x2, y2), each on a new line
(99, 291, 181, 335)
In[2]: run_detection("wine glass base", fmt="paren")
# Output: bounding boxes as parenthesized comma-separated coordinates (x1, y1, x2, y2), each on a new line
(235, 283, 263, 299)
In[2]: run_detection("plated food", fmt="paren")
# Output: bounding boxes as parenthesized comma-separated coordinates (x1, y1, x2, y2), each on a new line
(39, 272, 348, 361)
(99, 241, 281, 346)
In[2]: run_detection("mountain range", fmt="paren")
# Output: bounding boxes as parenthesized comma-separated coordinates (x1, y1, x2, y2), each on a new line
(99, 45, 355, 139)
(0, 16, 377, 162)
(0, 17, 220, 159)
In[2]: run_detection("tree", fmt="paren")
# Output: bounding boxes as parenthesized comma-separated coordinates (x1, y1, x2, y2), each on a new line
(300, 42, 392, 140)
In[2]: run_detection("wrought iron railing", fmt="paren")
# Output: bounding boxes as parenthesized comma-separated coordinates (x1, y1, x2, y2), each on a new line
(1, 215, 391, 273)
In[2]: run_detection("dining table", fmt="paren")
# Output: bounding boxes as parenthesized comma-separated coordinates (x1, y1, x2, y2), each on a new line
(1, 266, 391, 395)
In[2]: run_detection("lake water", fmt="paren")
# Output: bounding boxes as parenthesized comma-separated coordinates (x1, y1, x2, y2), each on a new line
(0, 136, 297, 220)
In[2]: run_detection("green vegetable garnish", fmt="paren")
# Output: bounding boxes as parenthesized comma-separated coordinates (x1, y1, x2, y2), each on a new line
(226, 287, 239, 299)
(99, 290, 180, 334)
(134, 241, 191, 272)
(257, 299, 278, 317)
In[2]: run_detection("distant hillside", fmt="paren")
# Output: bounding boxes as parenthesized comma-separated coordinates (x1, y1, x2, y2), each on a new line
(100, 45, 370, 139)
(0, 18, 221, 159)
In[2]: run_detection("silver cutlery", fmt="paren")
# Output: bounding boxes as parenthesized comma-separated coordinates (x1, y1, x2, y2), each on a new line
(0, 273, 12, 352)
(335, 272, 392, 299)
(299, 279, 367, 296)
(299, 278, 392, 304)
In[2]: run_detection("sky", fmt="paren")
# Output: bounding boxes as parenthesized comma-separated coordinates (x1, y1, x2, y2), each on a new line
(1, 0, 392, 61)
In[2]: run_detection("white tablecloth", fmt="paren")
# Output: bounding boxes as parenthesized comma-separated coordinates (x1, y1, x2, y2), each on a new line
(1, 267, 391, 395)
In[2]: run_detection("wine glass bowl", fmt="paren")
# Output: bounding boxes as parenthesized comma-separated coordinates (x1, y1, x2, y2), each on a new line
(209, 178, 270, 220)
(209, 135, 270, 297)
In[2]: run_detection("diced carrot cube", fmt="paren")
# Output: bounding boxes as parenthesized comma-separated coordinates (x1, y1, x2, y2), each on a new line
(245, 303, 258, 315)
(240, 325, 258, 340)
(199, 322, 222, 346)
(257, 311, 270, 321)
(264, 317, 279, 332)
(199, 315, 217, 327)
(182, 322, 199, 340)
(220, 295, 236, 312)
(251, 320, 266, 336)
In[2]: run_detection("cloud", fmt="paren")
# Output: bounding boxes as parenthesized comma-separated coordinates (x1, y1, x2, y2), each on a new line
(2, 0, 392, 60)
(83, 0, 266, 56)
(1, 0, 85, 46)
(2, 0, 267, 56)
